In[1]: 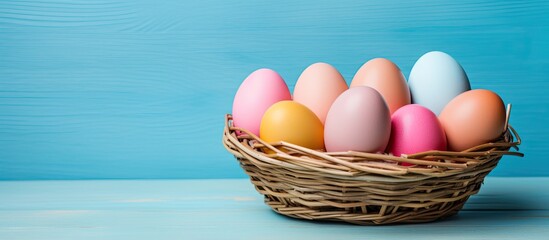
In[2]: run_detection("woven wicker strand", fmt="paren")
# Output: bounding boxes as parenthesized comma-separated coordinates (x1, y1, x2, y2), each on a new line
(222, 108, 523, 225)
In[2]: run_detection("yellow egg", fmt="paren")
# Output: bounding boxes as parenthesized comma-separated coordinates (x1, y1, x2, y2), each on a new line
(260, 101, 324, 150)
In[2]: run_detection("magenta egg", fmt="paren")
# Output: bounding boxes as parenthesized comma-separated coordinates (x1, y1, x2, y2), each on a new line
(387, 104, 447, 160)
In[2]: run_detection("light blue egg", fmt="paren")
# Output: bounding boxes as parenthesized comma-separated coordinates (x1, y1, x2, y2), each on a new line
(408, 51, 471, 115)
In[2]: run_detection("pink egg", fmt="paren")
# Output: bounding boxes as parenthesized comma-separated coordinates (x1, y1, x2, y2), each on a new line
(387, 104, 447, 164)
(324, 86, 391, 153)
(232, 69, 291, 136)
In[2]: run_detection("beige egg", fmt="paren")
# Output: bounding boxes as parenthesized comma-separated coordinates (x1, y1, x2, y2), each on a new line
(324, 87, 391, 153)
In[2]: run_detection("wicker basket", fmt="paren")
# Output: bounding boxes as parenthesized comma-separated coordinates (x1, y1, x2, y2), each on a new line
(222, 108, 523, 225)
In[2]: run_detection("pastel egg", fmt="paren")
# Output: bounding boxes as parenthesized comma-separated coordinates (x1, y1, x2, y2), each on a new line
(350, 58, 411, 115)
(439, 89, 506, 151)
(260, 101, 324, 150)
(232, 68, 291, 136)
(324, 86, 391, 153)
(293, 62, 348, 125)
(408, 51, 471, 115)
(387, 104, 447, 162)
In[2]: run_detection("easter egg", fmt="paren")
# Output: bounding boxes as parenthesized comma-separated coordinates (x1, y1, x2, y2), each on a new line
(408, 51, 471, 115)
(439, 89, 506, 151)
(232, 68, 291, 136)
(351, 58, 411, 115)
(293, 62, 348, 125)
(260, 101, 324, 150)
(324, 86, 391, 153)
(387, 104, 447, 161)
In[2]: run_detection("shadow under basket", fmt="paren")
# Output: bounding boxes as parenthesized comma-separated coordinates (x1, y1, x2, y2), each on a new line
(222, 114, 523, 225)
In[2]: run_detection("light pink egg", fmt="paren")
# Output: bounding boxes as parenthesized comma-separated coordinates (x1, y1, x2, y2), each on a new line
(232, 68, 291, 136)
(324, 86, 391, 153)
(293, 62, 348, 125)
(387, 104, 447, 164)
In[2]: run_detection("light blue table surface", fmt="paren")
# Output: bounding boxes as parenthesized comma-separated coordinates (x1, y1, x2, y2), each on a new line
(1, 177, 547, 239)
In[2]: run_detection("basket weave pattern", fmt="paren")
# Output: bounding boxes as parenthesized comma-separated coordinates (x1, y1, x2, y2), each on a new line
(222, 114, 522, 225)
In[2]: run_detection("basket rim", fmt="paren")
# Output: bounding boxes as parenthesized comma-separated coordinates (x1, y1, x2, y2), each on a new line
(223, 113, 522, 180)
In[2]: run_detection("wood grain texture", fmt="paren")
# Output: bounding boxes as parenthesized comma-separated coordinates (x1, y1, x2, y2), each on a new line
(0, 0, 547, 179)
(0, 178, 548, 239)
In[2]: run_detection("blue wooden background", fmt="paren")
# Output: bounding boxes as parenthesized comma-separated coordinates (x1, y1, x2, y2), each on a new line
(0, 0, 547, 180)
